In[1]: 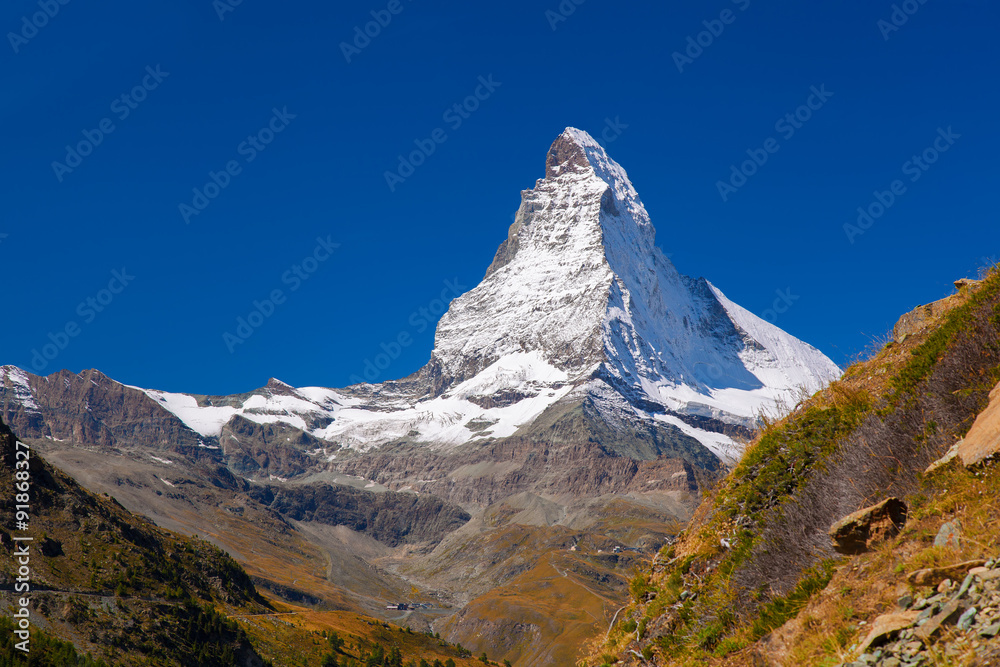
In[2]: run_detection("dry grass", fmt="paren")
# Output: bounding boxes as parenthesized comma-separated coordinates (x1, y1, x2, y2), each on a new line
(237, 599, 485, 667)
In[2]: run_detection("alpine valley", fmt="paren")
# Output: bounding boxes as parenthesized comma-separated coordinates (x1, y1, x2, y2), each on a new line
(0, 129, 841, 666)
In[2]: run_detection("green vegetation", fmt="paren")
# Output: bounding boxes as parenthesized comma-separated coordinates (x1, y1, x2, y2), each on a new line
(745, 559, 835, 643)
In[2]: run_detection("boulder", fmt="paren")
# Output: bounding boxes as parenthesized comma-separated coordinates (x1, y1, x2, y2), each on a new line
(958, 381, 1000, 466)
(934, 520, 962, 550)
(829, 497, 908, 555)
(893, 298, 954, 343)
(856, 611, 920, 654)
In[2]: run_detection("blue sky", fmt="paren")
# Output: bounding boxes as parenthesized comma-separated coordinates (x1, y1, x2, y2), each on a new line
(2, 0, 997, 395)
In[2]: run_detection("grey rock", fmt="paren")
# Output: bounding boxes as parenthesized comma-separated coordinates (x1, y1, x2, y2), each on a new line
(957, 606, 977, 631)
(979, 622, 1000, 638)
(898, 594, 914, 610)
(934, 521, 962, 549)
(914, 599, 964, 641)
(957, 573, 975, 599)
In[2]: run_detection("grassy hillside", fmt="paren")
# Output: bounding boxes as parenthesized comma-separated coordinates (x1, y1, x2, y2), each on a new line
(584, 266, 1000, 666)
(0, 418, 272, 666)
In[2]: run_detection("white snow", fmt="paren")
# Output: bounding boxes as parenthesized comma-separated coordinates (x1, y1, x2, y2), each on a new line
(144, 390, 238, 438)
(2, 366, 40, 412)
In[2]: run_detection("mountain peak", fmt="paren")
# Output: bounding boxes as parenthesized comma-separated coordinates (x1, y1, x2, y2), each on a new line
(0, 130, 841, 466)
(545, 127, 598, 178)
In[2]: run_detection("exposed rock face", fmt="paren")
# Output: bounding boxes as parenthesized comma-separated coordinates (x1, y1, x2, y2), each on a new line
(959, 381, 1000, 466)
(0, 366, 204, 455)
(829, 497, 907, 555)
(893, 300, 953, 342)
(248, 483, 470, 547)
(220, 415, 327, 477)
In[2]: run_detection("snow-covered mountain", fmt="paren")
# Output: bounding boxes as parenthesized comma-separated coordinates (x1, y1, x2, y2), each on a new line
(2, 129, 839, 466)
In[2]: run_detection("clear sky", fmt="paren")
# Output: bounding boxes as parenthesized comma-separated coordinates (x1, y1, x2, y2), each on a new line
(2, 0, 998, 395)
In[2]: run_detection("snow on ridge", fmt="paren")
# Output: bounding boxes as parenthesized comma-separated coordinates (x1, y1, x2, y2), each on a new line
(143, 390, 239, 438)
(139, 356, 576, 452)
(707, 281, 842, 393)
(447, 351, 567, 399)
(315, 352, 575, 451)
(2, 366, 41, 411)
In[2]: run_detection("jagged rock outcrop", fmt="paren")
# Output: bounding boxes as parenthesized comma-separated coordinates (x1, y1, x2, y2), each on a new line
(829, 497, 908, 555)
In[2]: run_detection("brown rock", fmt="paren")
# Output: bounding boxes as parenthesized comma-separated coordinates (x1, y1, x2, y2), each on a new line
(893, 298, 955, 343)
(958, 381, 1000, 466)
(857, 611, 920, 654)
(906, 560, 988, 587)
(829, 497, 908, 554)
